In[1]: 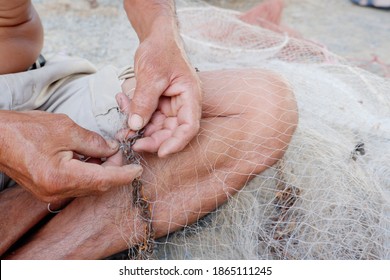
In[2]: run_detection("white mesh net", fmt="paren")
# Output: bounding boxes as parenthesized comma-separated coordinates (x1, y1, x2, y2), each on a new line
(128, 1, 390, 260)
(23, 0, 390, 260)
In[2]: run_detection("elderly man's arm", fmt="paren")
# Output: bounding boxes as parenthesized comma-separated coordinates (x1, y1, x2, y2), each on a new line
(123, 0, 202, 157)
(0, 0, 43, 74)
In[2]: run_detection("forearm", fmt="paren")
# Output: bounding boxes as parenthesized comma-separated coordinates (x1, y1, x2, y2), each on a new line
(5, 187, 145, 260)
(123, 0, 178, 41)
(0, 0, 43, 74)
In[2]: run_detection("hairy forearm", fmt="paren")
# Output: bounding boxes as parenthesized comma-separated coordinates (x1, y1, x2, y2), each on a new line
(0, 0, 43, 74)
(123, 0, 177, 41)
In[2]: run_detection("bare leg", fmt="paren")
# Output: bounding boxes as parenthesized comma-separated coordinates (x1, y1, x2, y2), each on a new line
(0, 184, 73, 256)
(239, 0, 301, 37)
(5, 69, 297, 259)
(240, 0, 284, 25)
(0, 185, 47, 255)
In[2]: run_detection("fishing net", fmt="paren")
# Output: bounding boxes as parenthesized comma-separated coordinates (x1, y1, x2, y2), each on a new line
(29, 0, 390, 260)
(140, 1, 390, 260)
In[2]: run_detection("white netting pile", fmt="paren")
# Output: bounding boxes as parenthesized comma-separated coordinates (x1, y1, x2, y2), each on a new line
(148, 1, 390, 260)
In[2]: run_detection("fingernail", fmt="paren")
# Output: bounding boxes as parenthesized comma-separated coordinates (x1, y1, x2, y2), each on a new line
(129, 114, 144, 130)
(107, 139, 119, 150)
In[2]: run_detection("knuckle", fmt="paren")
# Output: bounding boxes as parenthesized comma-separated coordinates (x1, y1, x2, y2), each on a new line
(94, 177, 111, 193)
(57, 113, 72, 124)
(96, 183, 110, 193)
(85, 131, 106, 149)
(56, 114, 78, 132)
(80, 171, 108, 193)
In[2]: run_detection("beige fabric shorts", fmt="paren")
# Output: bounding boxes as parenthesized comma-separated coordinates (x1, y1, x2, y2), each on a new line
(0, 54, 133, 190)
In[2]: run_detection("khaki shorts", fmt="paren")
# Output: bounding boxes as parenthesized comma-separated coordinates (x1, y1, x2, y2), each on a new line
(0, 54, 133, 190)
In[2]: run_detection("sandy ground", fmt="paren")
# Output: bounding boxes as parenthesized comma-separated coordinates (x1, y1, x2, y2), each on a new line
(33, 0, 390, 76)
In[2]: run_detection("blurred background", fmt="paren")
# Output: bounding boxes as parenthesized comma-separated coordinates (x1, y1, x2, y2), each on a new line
(34, 0, 389, 76)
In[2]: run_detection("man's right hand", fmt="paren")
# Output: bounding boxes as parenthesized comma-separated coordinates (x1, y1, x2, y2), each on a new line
(0, 110, 143, 202)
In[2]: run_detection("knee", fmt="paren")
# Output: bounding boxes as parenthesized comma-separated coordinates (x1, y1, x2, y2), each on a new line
(245, 70, 298, 171)
(264, 71, 298, 135)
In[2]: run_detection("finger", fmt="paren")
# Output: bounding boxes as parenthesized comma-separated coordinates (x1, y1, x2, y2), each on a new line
(132, 116, 177, 153)
(142, 111, 166, 136)
(158, 123, 198, 157)
(68, 125, 119, 159)
(158, 96, 201, 157)
(102, 150, 125, 167)
(128, 75, 168, 131)
(133, 130, 172, 153)
(116, 92, 131, 115)
(115, 128, 136, 142)
(64, 160, 143, 197)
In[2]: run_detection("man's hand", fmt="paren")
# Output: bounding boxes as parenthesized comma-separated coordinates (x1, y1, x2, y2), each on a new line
(124, 0, 202, 157)
(130, 33, 202, 157)
(0, 110, 142, 202)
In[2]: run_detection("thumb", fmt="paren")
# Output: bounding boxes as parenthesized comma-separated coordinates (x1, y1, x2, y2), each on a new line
(128, 77, 167, 131)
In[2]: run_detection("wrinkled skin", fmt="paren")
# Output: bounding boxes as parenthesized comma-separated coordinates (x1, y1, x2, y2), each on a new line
(0, 0, 201, 202)
(124, 0, 202, 157)
(0, 110, 142, 202)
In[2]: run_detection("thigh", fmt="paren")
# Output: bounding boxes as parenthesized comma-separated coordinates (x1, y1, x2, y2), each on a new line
(141, 69, 297, 232)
